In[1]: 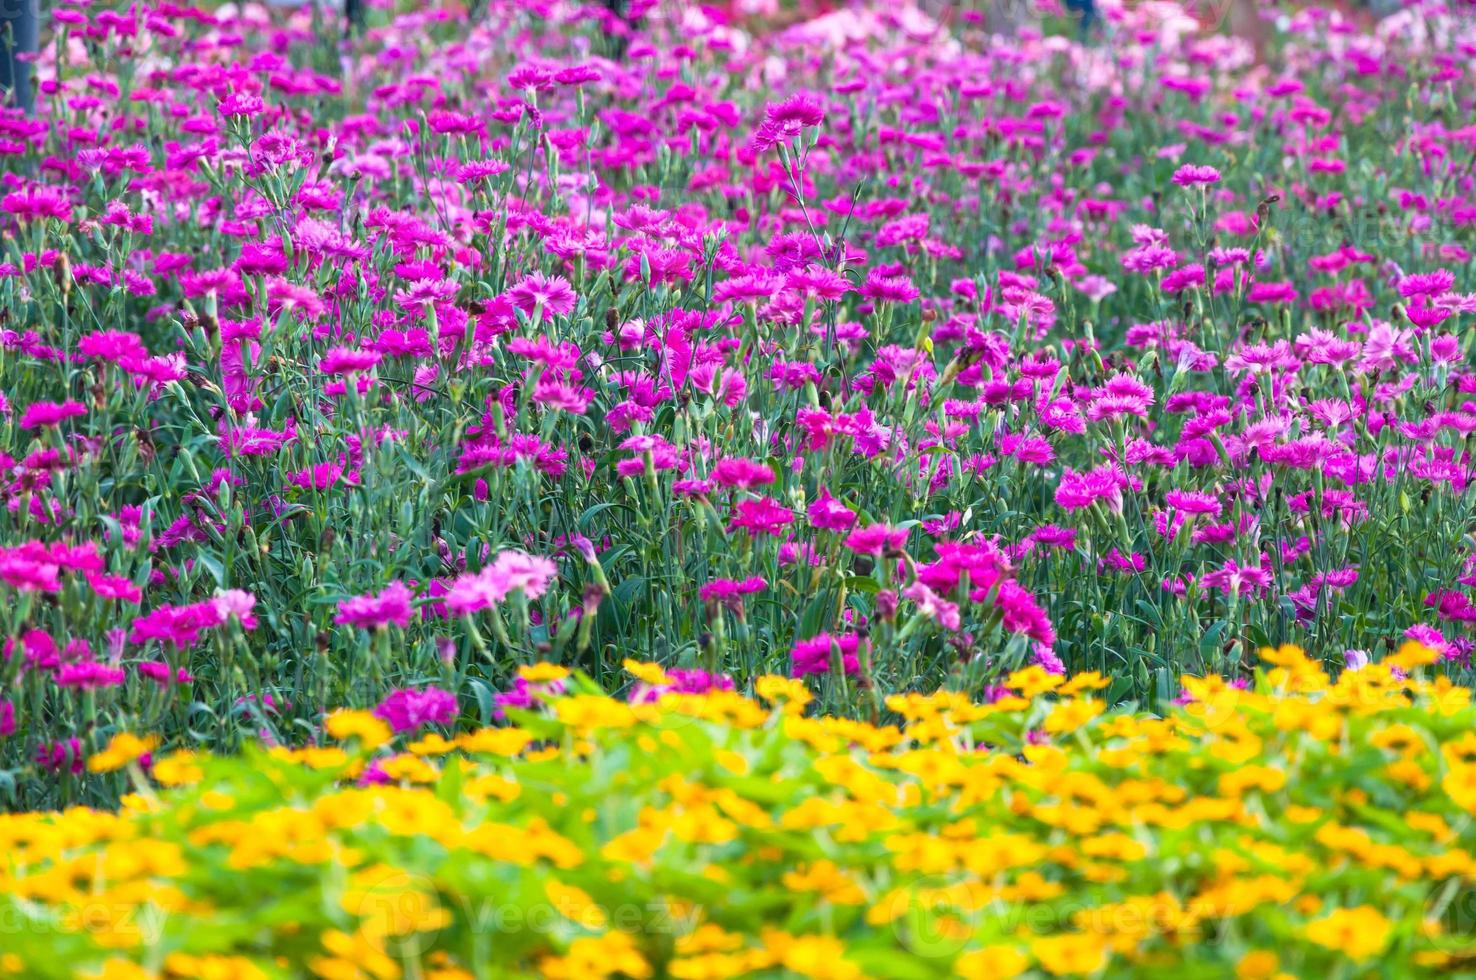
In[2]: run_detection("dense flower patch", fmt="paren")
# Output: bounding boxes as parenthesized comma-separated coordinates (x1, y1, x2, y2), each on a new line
(1, 0, 1476, 811)
(4, 645, 1476, 977)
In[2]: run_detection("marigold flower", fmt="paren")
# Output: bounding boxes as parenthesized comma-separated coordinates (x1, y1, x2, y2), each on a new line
(87, 732, 160, 773)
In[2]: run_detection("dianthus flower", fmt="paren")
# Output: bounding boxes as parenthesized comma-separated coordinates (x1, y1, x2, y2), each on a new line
(374, 686, 458, 733)
(336, 581, 415, 629)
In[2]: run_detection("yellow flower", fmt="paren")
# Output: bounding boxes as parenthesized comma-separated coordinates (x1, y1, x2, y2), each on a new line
(458, 727, 533, 755)
(163, 953, 270, 980)
(1442, 764, 1476, 814)
(324, 710, 391, 749)
(761, 932, 867, 980)
(1218, 765, 1286, 797)
(555, 695, 638, 730)
(1235, 950, 1279, 979)
(375, 754, 439, 784)
(546, 880, 607, 928)
(407, 732, 458, 755)
(518, 661, 570, 682)
(1370, 723, 1424, 756)
(956, 944, 1027, 974)
(1387, 640, 1440, 671)
(1304, 906, 1392, 960)
(1030, 933, 1108, 976)
(1007, 665, 1065, 699)
(151, 750, 203, 787)
(87, 733, 161, 773)
(540, 931, 651, 980)
(781, 861, 865, 905)
(1058, 671, 1111, 696)
(623, 659, 671, 685)
(1441, 731, 1476, 766)
(755, 674, 813, 711)
(309, 929, 400, 980)
(463, 818, 583, 868)
(1043, 697, 1104, 734)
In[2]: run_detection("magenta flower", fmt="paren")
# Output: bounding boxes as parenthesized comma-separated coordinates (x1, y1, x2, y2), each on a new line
(85, 571, 143, 604)
(1397, 269, 1454, 298)
(2, 186, 71, 221)
(727, 498, 795, 537)
(698, 577, 766, 608)
(55, 661, 126, 689)
(508, 272, 577, 316)
(628, 669, 734, 703)
(444, 551, 558, 615)
(336, 581, 415, 630)
(751, 92, 826, 151)
(1172, 164, 1221, 186)
(843, 524, 907, 557)
(129, 592, 256, 649)
(218, 92, 265, 117)
(711, 458, 776, 490)
(320, 347, 382, 376)
(374, 686, 457, 733)
(808, 489, 858, 531)
(860, 270, 920, 304)
(791, 633, 860, 677)
(19, 400, 86, 430)
(901, 582, 961, 631)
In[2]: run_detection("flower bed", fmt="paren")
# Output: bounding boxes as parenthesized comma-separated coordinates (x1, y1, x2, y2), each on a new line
(4, 645, 1475, 978)
(3, 0, 1476, 810)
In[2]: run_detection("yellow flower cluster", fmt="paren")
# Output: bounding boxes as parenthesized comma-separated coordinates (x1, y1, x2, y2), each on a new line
(2, 645, 1475, 978)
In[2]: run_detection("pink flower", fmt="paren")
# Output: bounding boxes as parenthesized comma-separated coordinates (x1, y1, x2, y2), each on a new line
(138, 662, 194, 685)
(320, 347, 382, 375)
(85, 571, 143, 603)
(19, 400, 86, 429)
(130, 591, 256, 648)
(628, 669, 734, 703)
(291, 461, 347, 490)
(0, 545, 62, 592)
(1161, 264, 1206, 293)
(444, 551, 558, 615)
(902, 582, 962, 631)
(791, 633, 860, 677)
(711, 458, 775, 490)
(374, 686, 457, 732)
(336, 581, 415, 630)
(1055, 466, 1132, 513)
(36, 738, 84, 773)
(2, 186, 71, 221)
(55, 661, 126, 689)
(698, 577, 766, 608)
(79, 330, 148, 363)
(860, 270, 920, 304)
(508, 272, 577, 316)
(843, 524, 907, 557)
(218, 92, 265, 117)
(531, 377, 593, 414)
(751, 93, 826, 151)
(808, 489, 858, 531)
(1172, 164, 1221, 186)
(727, 498, 795, 537)
(214, 590, 258, 630)
(1397, 269, 1454, 298)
